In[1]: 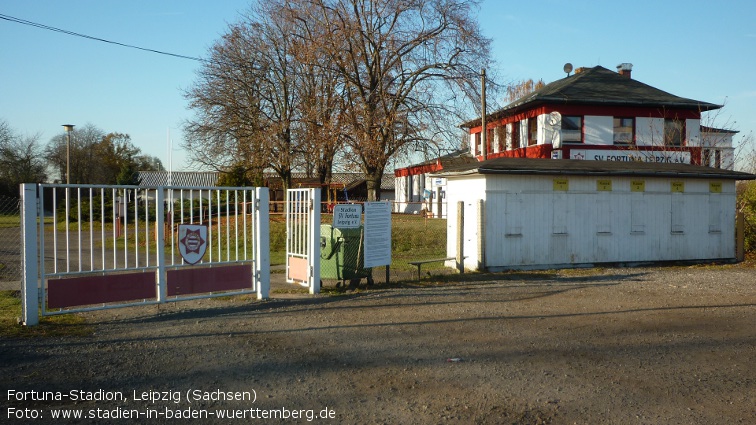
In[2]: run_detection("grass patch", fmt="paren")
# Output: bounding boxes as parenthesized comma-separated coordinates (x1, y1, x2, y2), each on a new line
(271, 287, 309, 295)
(0, 215, 20, 228)
(554, 267, 606, 277)
(0, 291, 93, 338)
(0, 215, 53, 228)
(268, 214, 448, 269)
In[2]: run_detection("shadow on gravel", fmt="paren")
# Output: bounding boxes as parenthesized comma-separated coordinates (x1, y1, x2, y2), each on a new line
(19, 302, 754, 353)
(85, 271, 648, 326)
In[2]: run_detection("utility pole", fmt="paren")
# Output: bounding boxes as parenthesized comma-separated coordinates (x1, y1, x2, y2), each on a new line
(481, 69, 487, 161)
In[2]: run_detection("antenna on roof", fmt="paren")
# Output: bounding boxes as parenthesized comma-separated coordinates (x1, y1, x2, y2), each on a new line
(563, 63, 573, 76)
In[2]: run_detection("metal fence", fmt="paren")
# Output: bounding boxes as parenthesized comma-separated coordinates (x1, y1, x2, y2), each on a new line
(21, 184, 270, 325)
(6, 197, 450, 288)
(316, 202, 450, 286)
(0, 196, 21, 283)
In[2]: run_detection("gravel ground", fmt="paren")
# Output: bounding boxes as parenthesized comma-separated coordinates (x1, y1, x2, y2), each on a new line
(1, 265, 755, 424)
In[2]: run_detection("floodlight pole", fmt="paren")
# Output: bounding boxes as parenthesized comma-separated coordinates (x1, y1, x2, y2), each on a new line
(62, 124, 75, 184)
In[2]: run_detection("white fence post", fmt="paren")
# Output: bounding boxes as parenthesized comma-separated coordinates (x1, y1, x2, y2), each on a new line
(255, 187, 270, 299)
(156, 188, 167, 302)
(308, 189, 321, 294)
(21, 183, 39, 326)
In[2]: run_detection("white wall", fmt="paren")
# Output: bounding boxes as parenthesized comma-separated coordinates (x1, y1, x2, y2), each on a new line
(445, 176, 486, 270)
(687, 119, 702, 146)
(535, 114, 545, 145)
(447, 174, 737, 271)
(636, 117, 664, 146)
(394, 174, 422, 213)
(518, 121, 528, 148)
(584, 115, 613, 145)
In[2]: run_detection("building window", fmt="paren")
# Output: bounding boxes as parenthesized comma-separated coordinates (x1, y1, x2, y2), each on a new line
(473, 132, 480, 156)
(511, 122, 520, 149)
(496, 126, 505, 152)
(562, 116, 582, 143)
(664, 119, 685, 146)
(714, 150, 721, 168)
(613, 117, 634, 145)
(528, 118, 538, 146)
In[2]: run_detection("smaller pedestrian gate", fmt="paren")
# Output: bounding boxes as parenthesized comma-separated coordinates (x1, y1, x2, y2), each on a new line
(285, 188, 320, 294)
(21, 183, 270, 326)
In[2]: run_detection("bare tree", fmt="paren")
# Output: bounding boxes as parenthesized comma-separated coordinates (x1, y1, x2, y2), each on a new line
(505, 79, 545, 104)
(287, 1, 349, 185)
(184, 0, 490, 199)
(0, 120, 47, 197)
(184, 2, 301, 191)
(291, 0, 491, 200)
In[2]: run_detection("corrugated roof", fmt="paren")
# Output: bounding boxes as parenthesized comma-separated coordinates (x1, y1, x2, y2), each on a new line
(138, 170, 395, 190)
(462, 66, 722, 128)
(432, 157, 756, 180)
(138, 171, 219, 187)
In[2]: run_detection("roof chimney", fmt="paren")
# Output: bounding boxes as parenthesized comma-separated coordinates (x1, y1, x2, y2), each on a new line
(617, 63, 633, 78)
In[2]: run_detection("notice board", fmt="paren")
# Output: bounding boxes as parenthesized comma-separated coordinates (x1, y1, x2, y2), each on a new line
(363, 202, 391, 268)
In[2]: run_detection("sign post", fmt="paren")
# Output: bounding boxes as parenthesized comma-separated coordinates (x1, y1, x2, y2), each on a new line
(333, 204, 362, 228)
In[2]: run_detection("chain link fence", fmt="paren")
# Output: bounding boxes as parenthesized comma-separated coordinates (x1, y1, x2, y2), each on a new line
(0, 196, 21, 285)
(303, 202, 450, 287)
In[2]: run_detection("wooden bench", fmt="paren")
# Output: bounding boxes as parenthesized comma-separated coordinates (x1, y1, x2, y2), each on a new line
(408, 256, 464, 282)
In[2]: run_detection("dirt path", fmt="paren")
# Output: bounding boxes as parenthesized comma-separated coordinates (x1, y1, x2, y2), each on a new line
(2, 266, 754, 424)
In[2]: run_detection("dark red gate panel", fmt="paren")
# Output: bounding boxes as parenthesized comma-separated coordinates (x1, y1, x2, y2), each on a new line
(47, 272, 155, 309)
(167, 264, 252, 296)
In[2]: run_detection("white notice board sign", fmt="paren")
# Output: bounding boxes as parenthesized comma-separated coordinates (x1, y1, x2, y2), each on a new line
(333, 204, 362, 228)
(364, 202, 392, 268)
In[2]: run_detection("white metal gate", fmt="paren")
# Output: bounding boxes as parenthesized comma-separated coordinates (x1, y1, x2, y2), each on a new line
(21, 183, 270, 326)
(285, 188, 320, 294)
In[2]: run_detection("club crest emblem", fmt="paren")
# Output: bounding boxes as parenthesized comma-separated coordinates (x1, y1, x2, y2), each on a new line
(178, 224, 208, 265)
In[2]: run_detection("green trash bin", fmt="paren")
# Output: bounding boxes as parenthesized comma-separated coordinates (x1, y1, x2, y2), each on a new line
(320, 224, 373, 287)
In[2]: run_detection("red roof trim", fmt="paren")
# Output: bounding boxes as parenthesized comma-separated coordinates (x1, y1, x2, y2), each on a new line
(469, 105, 701, 134)
(395, 161, 443, 177)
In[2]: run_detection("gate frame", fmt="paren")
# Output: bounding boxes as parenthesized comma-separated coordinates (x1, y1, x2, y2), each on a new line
(21, 183, 270, 326)
(285, 188, 321, 294)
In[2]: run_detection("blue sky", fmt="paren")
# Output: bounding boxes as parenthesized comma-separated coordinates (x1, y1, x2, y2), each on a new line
(2, 0, 755, 171)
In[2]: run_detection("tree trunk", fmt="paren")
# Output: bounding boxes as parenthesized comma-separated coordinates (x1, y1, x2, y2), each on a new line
(365, 167, 384, 201)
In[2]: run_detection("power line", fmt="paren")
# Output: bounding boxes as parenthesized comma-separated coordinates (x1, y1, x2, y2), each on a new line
(0, 12, 206, 62)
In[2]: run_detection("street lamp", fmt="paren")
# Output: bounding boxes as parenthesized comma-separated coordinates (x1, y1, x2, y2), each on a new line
(62, 124, 74, 184)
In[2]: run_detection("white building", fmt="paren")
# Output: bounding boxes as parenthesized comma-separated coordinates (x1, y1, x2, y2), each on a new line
(460, 64, 736, 170)
(397, 63, 739, 217)
(393, 149, 475, 217)
(434, 157, 754, 271)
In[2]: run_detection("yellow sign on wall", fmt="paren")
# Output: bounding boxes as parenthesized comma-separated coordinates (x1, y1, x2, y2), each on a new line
(631, 180, 645, 192)
(671, 181, 685, 193)
(596, 179, 612, 191)
(553, 178, 569, 191)
(709, 182, 722, 193)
